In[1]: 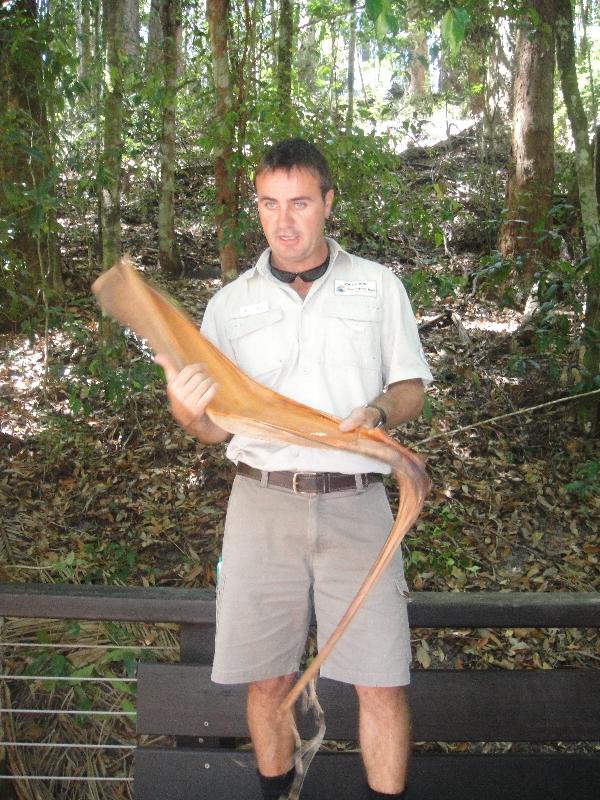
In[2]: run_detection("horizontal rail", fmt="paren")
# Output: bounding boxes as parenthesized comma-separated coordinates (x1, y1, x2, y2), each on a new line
(407, 591, 600, 627)
(1, 583, 599, 627)
(0, 641, 176, 651)
(0, 708, 135, 716)
(0, 741, 135, 750)
(0, 674, 136, 683)
(0, 583, 215, 624)
(0, 775, 133, 782)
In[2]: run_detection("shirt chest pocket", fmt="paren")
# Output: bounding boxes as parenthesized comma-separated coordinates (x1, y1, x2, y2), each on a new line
(225, 308, 286, 383)
(324, 300, 382, 369)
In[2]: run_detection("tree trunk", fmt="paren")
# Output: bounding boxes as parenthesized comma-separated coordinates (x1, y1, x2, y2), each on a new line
(76, 0, 93, 82)
(298, 17, 317, 92)
(578, 0, 597, 124)
(407, 0, 427, 100)
(498, 0, 555, 290)
(122, 0, 140, 66)
(270, 0, 278, 76)
(100, 0, 125, 269)
(0, 0, 62, 322)
(484, 17, 513, 140)
(346, 0, 356, 130)
(277, 0, 293, 123)
(466, 53, 485, 116)
(233, 0, 254, 221)
(408, 36, 428, 98)
(555, 0, 600, 431)
(438, 51, 460, 94)
(158, 0, 182, 276)
(246, 0, 262, 100)
(146, 0, 163, 77)
(207, 0, 238, 281)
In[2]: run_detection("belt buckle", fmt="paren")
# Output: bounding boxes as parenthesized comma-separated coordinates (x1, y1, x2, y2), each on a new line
(292, 471, 318, 495)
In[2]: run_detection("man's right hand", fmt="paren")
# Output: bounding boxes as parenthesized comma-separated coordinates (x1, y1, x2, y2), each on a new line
(154, 354, 219, 430)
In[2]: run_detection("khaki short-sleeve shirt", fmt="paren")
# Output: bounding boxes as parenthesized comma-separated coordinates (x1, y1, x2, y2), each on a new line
(201, 238, 432, 473)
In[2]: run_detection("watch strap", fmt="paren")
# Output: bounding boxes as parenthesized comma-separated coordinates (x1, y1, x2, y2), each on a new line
(364, 403, 387, 429)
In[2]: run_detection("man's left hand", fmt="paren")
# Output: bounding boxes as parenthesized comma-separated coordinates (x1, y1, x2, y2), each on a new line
(339, 405, 381, 432)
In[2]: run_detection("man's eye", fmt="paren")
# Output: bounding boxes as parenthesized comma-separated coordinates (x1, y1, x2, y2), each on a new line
(294, 202, 307, 209)
(264, 201, 277, 210)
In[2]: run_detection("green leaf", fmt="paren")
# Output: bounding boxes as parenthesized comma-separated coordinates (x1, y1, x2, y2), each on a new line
(376, 12, 390, 38)
(441, 7, 470, 59)
(422, 396, 433, 424)
(386, 9, 400, 36)
(71, 664, 95, 679)
(66, 621, 81, 638)
(365, 0, 384, 22)
(366, 0, 397, 40)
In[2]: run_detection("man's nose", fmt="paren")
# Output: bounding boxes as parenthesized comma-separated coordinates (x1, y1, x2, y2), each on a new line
(278, 204, 294, 225)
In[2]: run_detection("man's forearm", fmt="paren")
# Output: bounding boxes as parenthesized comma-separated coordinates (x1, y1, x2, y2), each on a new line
(367, 378, 424, 429)
(340, 378, 425, 434)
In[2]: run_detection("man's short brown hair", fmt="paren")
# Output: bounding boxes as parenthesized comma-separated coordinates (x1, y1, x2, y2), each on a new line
(255, 138, 333, 198)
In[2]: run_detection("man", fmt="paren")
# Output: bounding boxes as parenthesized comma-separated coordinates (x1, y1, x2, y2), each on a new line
(156, 138, 432, 799)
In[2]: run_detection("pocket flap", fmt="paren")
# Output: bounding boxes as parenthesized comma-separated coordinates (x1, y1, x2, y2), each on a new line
(225, 308, 283, 340)
(324, 299, 381, 322)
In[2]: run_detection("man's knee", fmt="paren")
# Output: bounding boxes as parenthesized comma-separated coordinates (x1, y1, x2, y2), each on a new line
(355, 684, 409, 714)
(248, 673, 296, 705)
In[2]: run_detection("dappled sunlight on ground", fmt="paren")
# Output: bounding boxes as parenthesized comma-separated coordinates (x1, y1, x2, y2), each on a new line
(369, 105, 479, 152)
(462, 316, 519, 333)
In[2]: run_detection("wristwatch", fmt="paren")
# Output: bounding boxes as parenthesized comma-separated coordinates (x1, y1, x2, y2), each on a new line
(364, 403, 387, 429)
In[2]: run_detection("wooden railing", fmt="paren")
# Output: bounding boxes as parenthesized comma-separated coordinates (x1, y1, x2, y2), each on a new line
(1, 583, 599, 799)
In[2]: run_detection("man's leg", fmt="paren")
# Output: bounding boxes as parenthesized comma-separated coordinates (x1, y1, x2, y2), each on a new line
(356, 684, 410, 796)
(247, 673, 297, 777)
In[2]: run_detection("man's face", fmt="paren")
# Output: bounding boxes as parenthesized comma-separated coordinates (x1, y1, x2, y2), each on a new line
(255, 166, 334, 272)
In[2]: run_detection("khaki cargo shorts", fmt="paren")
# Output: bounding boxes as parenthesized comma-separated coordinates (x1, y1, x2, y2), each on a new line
(211, 474, 411, 687)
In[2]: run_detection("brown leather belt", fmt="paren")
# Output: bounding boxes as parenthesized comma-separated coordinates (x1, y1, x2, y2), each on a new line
(236, 461, 383, 495)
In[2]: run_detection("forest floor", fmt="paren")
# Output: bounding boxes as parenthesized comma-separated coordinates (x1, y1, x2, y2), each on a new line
(0, 129, 599, 794)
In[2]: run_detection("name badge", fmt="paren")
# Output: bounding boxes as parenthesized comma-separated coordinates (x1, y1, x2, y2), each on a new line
(239, 301, 270, 317)
(334, 280, 377, 297)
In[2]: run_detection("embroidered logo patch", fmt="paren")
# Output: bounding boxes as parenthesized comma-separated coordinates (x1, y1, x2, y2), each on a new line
(334, 280, 377, 297)
(239, 301, 270, 317)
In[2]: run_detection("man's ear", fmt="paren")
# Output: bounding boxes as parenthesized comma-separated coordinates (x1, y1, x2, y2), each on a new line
(324, 189, 334, 218)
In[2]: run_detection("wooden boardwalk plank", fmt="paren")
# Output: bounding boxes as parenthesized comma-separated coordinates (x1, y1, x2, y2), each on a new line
(136, 664, 600, 742)
(133, 749, 600, 800)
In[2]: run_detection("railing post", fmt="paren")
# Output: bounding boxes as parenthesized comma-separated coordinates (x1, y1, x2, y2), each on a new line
(179, 623, 214, 664)
(177, 622, 222, 749)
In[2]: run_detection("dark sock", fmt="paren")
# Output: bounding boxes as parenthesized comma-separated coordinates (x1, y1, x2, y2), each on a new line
(367, 786, 406, 800)
(257, 767, 296, 800)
